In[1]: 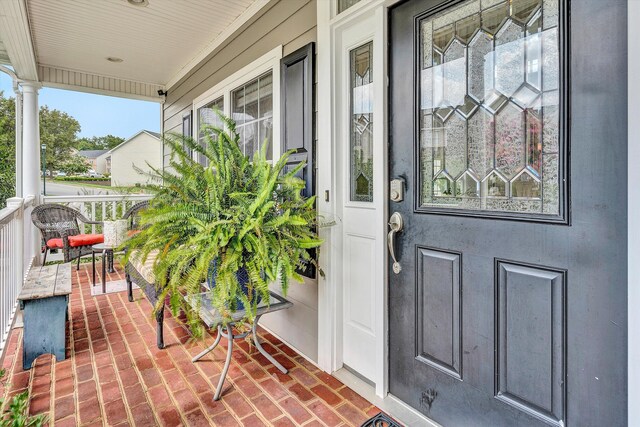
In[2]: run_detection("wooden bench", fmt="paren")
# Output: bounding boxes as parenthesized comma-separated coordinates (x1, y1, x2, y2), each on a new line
(18, 263, 71, 370)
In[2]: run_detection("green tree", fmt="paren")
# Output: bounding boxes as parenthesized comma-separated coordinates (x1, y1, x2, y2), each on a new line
(0, 92, 16, 208)
(40, 106, 81, 176)
(59, 154, 90, 175)
(76, 135, 124, 150)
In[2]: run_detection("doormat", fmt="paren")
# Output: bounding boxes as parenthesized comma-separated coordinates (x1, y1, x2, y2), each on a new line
(91, 280, 138, 296)
(361, 413, 402, 427)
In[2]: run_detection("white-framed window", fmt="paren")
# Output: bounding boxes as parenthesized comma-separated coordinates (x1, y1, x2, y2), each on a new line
(232, 72, 274, 160)
(197, 96, 223, 166)
(337, 0, 362, 14)
(193, 46, 282, 164)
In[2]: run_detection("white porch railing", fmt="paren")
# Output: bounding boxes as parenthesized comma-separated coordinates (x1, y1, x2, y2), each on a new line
(42, 194, 152, 233)
(0, 196, 37, 353)
(0, 193, 152, 354)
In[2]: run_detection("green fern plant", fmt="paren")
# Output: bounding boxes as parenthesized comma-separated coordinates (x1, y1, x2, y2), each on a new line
(0, 369, 48, 427)
(124, 113, 322, 336)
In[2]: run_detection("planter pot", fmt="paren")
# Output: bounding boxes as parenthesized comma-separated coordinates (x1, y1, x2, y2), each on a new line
(206, 261, 256, 312)
(104, 219, 128, 246)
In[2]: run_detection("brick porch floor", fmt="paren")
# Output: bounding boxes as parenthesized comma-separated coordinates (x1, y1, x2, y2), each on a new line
(0, 262, 383, 426)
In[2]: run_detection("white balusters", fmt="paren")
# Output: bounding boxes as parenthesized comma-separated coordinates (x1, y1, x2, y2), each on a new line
(0, 197, 29, 354)
(42, 194, 151, 224)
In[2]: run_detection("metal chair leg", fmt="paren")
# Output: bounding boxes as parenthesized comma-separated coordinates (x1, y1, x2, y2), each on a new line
(252, 316, 288, 374)
(156, 307, 165, 349)
(42, 247, 48, 266)
(102, 249, 107, 294)
(125, 272, 133, 302)
(192, 324, 223, 362)
(107, 251, 114, 273)
(214, 326, 233, 401)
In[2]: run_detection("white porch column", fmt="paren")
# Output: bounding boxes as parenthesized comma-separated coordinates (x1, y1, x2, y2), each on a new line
(20, 82, 40, 200)
(20, 82, 41, 266)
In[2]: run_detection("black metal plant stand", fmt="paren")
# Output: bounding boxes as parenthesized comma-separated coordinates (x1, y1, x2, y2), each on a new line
(188, 291, 293, 400)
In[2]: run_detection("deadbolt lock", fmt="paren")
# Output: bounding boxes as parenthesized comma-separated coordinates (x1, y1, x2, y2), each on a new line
(390, 178, 405, 202)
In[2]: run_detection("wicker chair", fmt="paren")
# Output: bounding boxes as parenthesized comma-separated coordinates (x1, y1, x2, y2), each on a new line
(123, 200, 149, 232)
(31, 204, 104, 268)
(122, 201, 167, 349)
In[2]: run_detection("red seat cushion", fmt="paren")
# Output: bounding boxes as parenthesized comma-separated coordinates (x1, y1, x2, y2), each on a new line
(46, 238, 63, 249)
(68, 234, 104, 247)
(126, 229, 141, 237)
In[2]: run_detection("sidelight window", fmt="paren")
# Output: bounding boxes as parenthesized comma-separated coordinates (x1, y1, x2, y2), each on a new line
(419, 0, 562, 217)
(337, 0, 362, 14)
(350, 41, 374, 203)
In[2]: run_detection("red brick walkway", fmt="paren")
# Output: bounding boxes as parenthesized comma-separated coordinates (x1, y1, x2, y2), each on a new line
(0, 262, 382, 426)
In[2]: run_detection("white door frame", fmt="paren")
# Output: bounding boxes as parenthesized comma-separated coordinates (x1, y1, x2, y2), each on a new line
(317, 0, 400, 398)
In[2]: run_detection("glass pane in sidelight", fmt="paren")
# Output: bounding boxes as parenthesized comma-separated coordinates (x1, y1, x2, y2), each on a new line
(337, 0, 362, 14)
(350, 41, 374, 202)
(419, 0, 562, 215)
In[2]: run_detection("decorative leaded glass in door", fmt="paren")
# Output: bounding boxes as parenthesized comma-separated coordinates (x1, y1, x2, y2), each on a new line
(350, 42, 374, 202)
(419, 0, 561, 216)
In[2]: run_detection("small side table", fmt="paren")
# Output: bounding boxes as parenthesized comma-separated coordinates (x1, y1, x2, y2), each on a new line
(92, 243, 116, 294)
(187, 291, 293, 400)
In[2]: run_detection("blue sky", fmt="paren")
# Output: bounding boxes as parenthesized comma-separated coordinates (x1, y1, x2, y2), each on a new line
(0, 72, 159, 140)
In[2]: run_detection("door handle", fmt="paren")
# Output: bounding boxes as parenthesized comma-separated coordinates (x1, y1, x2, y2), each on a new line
(388, 212, 403, 274)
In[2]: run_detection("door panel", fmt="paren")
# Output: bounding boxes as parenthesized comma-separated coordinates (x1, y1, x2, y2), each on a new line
(416, 247, 462, 379)
(388, 0, 627, 426)
(344, 232, 377, 377)
(495, 261, 566, 424)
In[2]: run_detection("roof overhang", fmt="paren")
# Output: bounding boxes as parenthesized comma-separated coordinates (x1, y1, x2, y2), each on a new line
(0, 0, 38, 81)
(0, 0, 270, 102)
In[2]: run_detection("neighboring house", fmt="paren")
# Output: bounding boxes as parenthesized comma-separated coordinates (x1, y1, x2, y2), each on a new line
(95, 151, 110, 175)
(77, 149, 108, 173)
(107, 130, 161, 186)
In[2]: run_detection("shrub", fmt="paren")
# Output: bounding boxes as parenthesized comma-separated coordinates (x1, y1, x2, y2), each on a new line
(53, 176, 110, 183)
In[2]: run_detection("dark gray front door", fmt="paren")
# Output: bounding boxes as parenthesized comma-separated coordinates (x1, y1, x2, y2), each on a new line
(388, 0, 627, 426)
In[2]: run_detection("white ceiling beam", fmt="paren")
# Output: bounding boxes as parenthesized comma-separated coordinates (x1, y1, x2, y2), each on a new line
(164, 0, 271, 90)
(0, 0, 38, 81)
(38, 64, 164, 103)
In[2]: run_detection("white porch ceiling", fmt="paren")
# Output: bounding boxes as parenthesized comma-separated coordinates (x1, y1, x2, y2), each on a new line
(0, 42, 10, 65)
(0, 0, 38, 80)
(0, 0, 268, 101)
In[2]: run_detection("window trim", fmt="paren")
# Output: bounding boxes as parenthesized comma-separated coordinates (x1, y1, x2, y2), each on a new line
(193, 46, 283, 161)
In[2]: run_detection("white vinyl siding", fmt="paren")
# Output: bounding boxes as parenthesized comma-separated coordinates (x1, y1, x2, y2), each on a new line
(163, 0, 319, 362)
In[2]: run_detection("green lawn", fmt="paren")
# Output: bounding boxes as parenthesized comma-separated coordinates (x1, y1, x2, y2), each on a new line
(53, 180, 113, 190)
